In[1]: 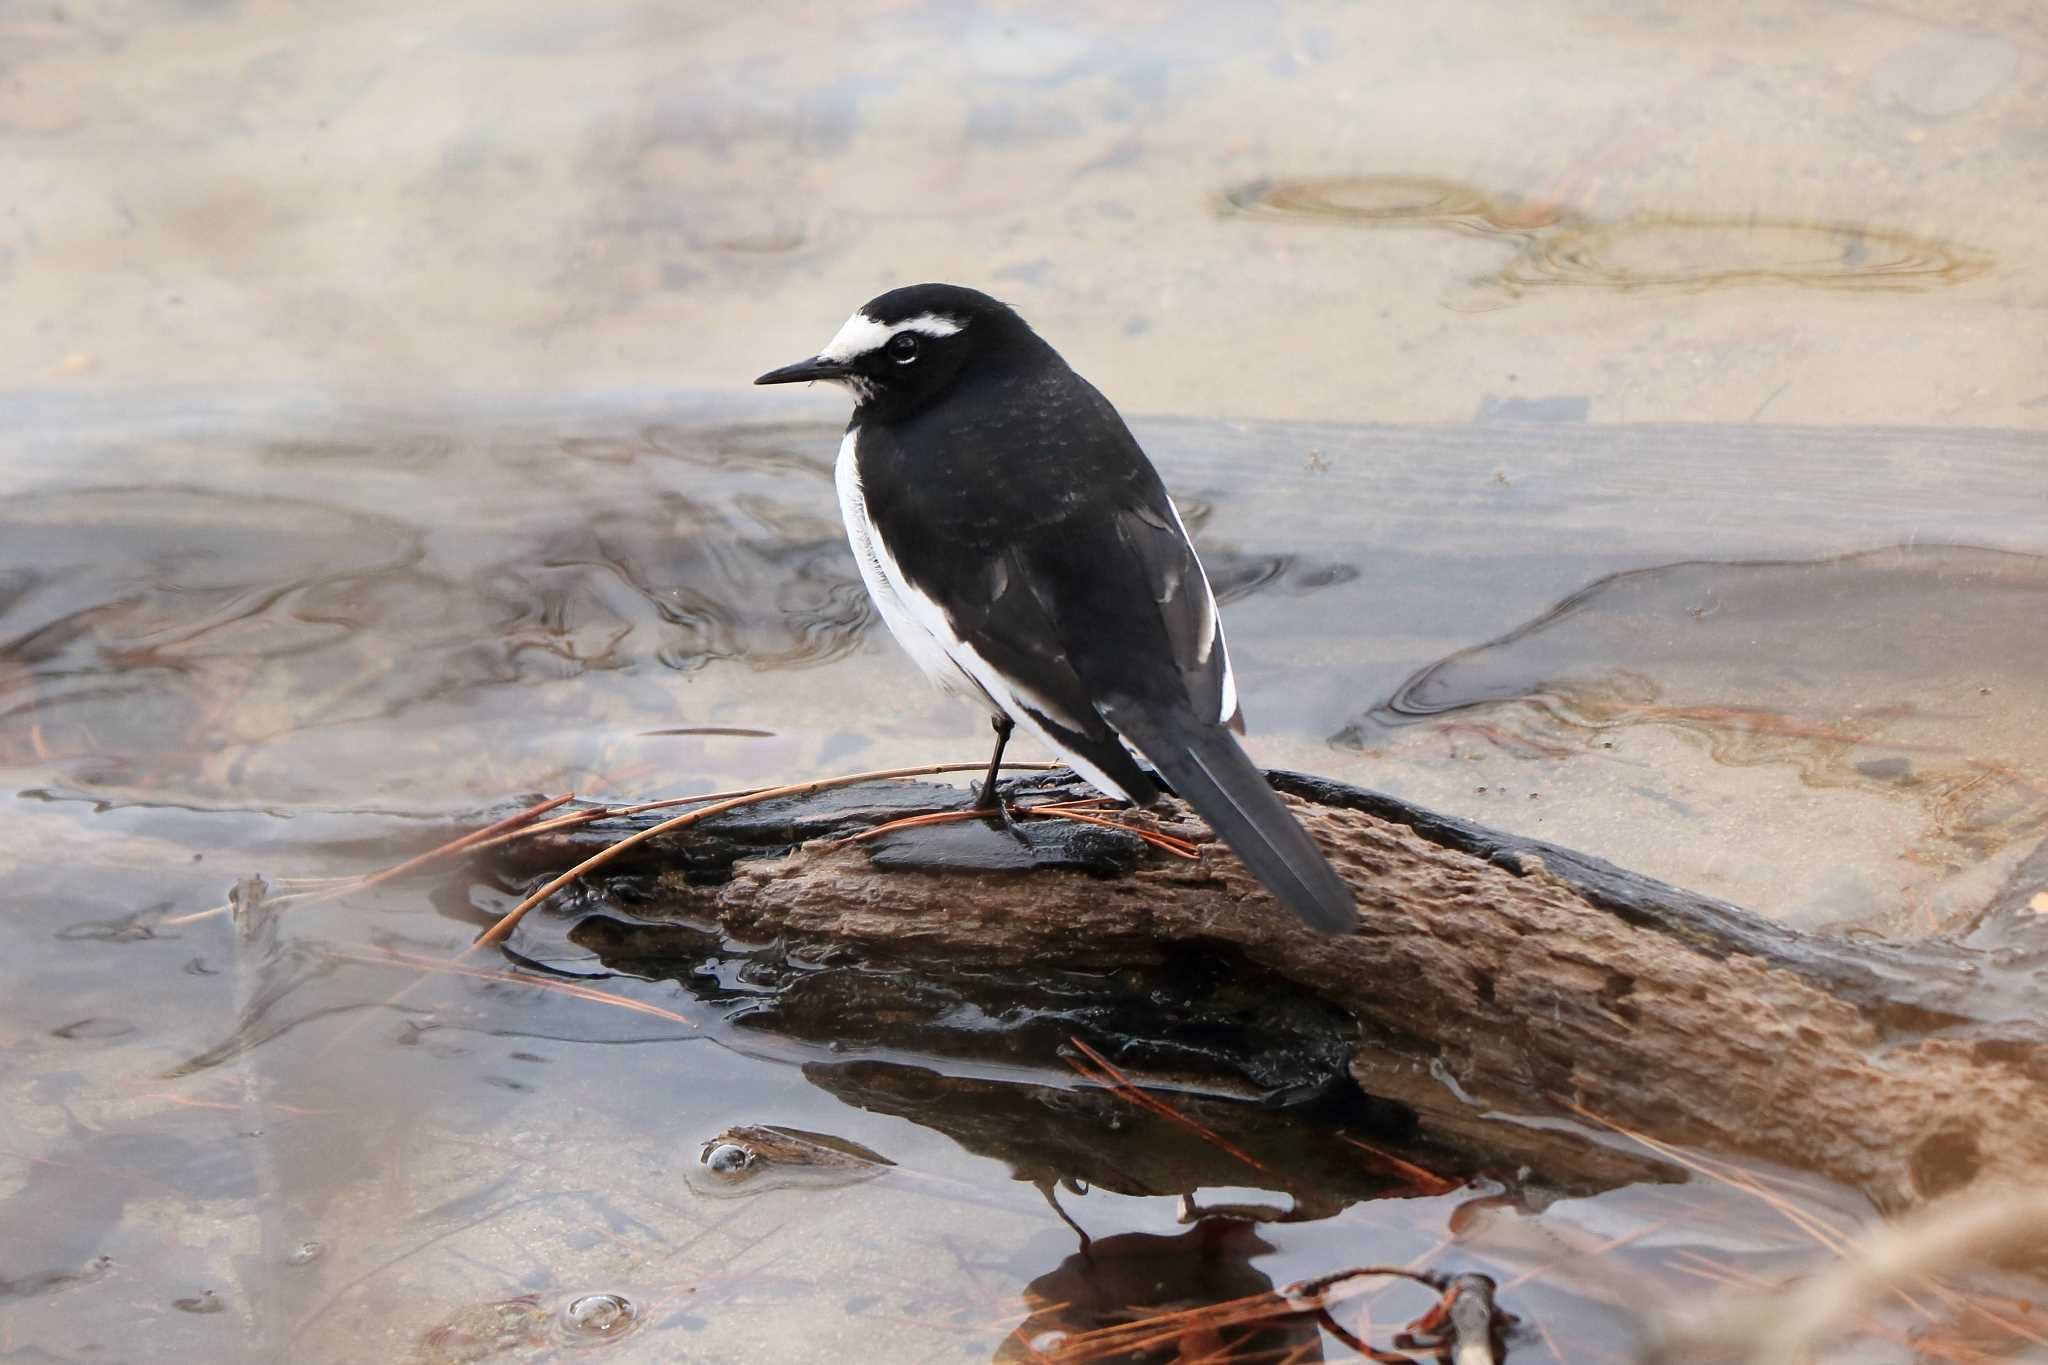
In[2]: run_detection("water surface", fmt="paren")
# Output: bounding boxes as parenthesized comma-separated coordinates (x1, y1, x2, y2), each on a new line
(6, 1, 2048, 1360)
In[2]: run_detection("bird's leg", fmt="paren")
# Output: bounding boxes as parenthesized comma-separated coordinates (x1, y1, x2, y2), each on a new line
(976, 715, 1032, 846)
(976, 714, 1014, 813)
(1036, 1178, 1093, 1258)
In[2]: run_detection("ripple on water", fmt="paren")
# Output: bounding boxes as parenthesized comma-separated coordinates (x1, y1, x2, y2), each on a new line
(1220, 173, 1559, 236)
(558, 1292, 638, 1343)
(260, 431, 461, 472)
(1, 415, 1349, 805)
(1495, 216, 1991, 296)
(1346, 545, 2048, 869)
(0, 433, 872, 803)
(1222, 172, 1990, 299)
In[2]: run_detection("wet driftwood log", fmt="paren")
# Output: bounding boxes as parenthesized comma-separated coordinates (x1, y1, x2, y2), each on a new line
(480, 769, 2048, 1213)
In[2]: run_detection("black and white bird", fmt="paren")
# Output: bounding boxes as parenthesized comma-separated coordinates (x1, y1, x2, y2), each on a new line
(755, 284, 1354, 934)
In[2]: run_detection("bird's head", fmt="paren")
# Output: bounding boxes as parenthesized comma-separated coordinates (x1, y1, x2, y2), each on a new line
(754, 283, 1040, 421)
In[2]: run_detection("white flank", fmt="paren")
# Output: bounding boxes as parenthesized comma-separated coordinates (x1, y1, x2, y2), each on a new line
(836, 429, 987, 705)
(1164, 497, 1238, 725)
(835, 428, 1134, 801)
(819, 310, 964, 362)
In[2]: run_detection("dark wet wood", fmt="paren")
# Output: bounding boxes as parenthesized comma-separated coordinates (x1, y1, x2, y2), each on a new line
(475, 769, 2047, 1213)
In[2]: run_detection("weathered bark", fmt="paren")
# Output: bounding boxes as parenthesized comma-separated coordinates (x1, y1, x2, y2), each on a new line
(481, 771, 2048, 1212)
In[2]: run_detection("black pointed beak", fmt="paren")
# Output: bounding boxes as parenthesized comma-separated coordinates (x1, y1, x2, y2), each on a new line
(754, 355, 849, 385)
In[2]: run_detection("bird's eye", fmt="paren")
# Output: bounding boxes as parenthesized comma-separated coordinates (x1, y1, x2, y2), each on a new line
(886, 333, 920, 363)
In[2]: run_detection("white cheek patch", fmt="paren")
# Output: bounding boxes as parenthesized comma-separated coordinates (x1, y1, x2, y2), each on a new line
(818, 310, 963, 362)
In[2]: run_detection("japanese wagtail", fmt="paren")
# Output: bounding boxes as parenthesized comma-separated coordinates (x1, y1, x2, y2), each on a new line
(755, 284, 1354, 934)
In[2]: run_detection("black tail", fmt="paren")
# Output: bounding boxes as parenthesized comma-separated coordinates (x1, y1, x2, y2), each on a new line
(1100, 699, 1355, 934)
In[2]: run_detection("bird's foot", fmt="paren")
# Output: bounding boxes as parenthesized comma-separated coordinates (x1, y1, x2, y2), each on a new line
(978, 789, 1033, 848)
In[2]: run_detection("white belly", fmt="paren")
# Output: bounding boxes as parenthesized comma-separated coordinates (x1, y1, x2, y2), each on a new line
(836, 429, 998, 711)
(832, 427, 1141, 802)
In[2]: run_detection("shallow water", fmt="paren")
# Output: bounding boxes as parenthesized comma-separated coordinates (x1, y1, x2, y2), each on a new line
(6, 2, 2048, 1361)
(6, 402, 2044, 1362)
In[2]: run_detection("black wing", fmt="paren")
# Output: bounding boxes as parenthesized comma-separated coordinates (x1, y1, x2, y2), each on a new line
(856, 371, 1234, 740)
(856, 368, 1353, 933)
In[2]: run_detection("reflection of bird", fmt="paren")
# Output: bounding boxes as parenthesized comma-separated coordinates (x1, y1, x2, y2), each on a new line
(1001, 1221, 1321, 1364)
(756, 284, 1353, 933)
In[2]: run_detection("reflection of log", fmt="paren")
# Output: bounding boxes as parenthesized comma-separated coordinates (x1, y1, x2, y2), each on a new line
(571, 875, 1683, 1208)
(797, 1056, 1675, 1220)
(482, 770, 2048, 1212)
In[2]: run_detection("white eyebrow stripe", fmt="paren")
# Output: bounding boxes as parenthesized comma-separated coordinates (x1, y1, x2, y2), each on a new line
(818, 311, 963, 361)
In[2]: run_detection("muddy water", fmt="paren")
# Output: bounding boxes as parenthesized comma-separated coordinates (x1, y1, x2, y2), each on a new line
(6, 1, 2048, 1362)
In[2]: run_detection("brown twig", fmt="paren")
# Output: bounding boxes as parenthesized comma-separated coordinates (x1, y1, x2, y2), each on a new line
(1037, 1264, 1514, 1363)
(1564, 1102, 1858, 1257)
(840, 809, 991, 843)
(158, 792, 575, 926)
(459, 783, 798, 854)
(1028, 806, 1202, 859)
(470, 760, 1063, 949)
(1061, 1036, 1274, 1178)
(838, 802, 1202, 861)
(356, 793, 576, 890)
(1642, 1185, 2048, 1365)
(1391, 1273, 1509, 1365)
(1337, 1134, 1461, 1196)
(1564, 1100, 1965, 1331)
(454, 779, 873, 854)
(323, 946, 693, 1026)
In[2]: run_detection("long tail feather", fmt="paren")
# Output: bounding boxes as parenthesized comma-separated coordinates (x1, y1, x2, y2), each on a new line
(1100, 699, 1355, 934)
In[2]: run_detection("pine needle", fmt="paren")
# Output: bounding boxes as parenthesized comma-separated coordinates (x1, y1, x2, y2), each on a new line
(323, 946, 693, 1026)
(1062, 1036, 1274, 1177)
(470, 760, 1062, 948)
(1336, 1134, 1460, 1195)
(158, 792, 575, 926)
(837, 801, 1202, 860)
